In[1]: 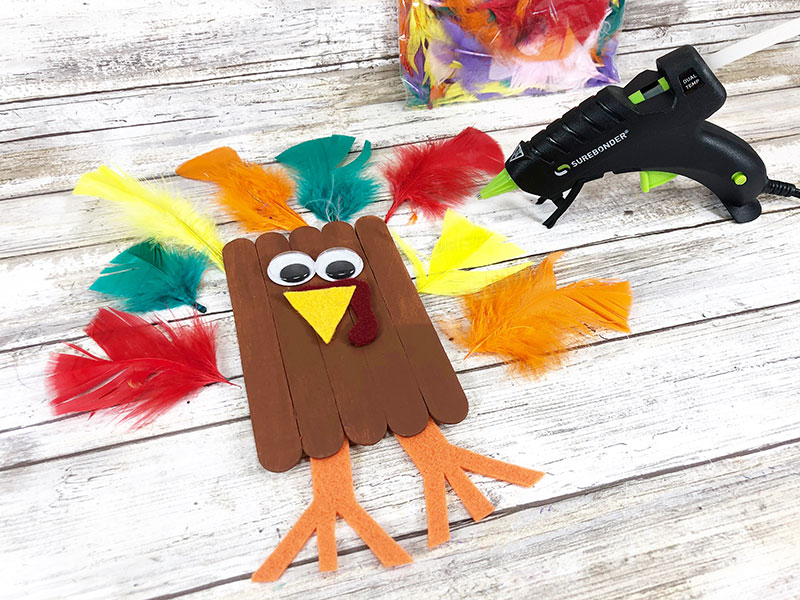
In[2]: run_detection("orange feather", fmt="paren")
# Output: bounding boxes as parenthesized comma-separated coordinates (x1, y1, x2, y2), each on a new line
(456, 251, 632, 376)
(443, 0, 579, 62)
(443, 0, 503, 51)
(176, 147, 307, 233)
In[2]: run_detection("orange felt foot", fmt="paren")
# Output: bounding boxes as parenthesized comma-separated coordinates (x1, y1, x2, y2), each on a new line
(252, 441, 412, 582)
(396, 419, 545, 548)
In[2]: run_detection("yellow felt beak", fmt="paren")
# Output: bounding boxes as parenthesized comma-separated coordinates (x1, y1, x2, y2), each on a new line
(284, 286, 356, 344)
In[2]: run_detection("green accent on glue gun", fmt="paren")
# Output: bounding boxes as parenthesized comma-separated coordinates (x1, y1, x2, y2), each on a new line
(629, 77, 671, 105)
(640, 171, 678, 193)
(628, 90, 646, 105)
(479, 168, 519, 199)
(732, 171, 748, 185)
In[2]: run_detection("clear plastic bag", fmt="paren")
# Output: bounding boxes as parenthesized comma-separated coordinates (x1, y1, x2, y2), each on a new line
(398, 0, 626, 108)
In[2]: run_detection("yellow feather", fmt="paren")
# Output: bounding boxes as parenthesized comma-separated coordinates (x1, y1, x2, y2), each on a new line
(392, 210, 531, 296)
(407, 2, 434, 74)
(416, 264, 531, 296)
(75, 166, 225, 270)
(391, 229, 428, 285)
(407, 1, 454, 84)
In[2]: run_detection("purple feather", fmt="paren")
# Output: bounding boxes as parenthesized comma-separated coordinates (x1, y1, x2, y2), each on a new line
(402, 47, 432, 107)
(400, 1, 623, 107)
(440, 17, 494, 93)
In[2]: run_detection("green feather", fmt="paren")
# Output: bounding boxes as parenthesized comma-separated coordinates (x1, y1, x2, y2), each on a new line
(90, 241, 209, 313)
(276, 135, 378, 222)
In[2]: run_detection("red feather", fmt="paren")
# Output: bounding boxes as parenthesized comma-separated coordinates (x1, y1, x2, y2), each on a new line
(382, 127, 505, 222)
(481, 0, 611, 45)
(48, 308, 228, 426)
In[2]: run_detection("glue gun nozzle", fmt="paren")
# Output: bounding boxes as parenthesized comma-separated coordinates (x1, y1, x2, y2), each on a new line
(478, 168, 519, 199)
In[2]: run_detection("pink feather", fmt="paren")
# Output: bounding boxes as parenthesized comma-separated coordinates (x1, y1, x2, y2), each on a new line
(490, 30, 609, 89)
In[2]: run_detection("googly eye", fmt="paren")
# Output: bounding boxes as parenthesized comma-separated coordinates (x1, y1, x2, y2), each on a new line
(315, 247, 364, 282)
(266, 251, 315, 286)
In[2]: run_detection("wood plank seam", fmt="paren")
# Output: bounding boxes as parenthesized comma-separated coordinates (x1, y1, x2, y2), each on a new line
(456, 297, 800, 376)
(0, 59, 402, 108)
(1, 116, 215, 145)
(622, 9, 800, 32)
(5, 201, 797, 357)
(2, 120, 796, 259)
(136, 436, 800, 600)
(3, 111, 798, 206)
(4, 65, 796, 158)
(1, 11, 797, 107)
(6, 297, 799, 470)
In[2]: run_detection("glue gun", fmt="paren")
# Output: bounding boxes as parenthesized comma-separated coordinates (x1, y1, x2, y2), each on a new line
(479, 37, 800, 228)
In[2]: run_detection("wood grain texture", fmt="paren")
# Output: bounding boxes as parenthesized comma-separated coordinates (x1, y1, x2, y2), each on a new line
(222, 238, 301, 472)
(255, 232, 345, 459)
(2, 26, 799, 199)
(288, 225, 387, 446)
(4, 206, 800, 467)
(2, 83, 799, 264)
(320, 221, 429, 437)
(187, 440, 800, 600)
(356, 216, 469, 425)
(2, 2, 797, 103)
(3, 2, 800, 598)
(4, 302, 800, 599)
(1, 125, 798, 356)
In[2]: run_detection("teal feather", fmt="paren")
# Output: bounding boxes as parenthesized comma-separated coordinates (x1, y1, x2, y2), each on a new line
(276, 135, 378, 222)
(598, 0, 625, 54)
(90, 241, 209, 313)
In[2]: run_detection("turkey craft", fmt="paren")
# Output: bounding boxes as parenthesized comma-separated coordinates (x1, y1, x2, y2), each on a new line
(223, 217, 544, 580)
(51, 135, 630, 582)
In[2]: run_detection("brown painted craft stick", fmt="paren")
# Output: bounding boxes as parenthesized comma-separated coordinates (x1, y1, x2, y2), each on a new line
(222, 239, 302, 473)
(288, 226, 387, 446)
(321, 222, 429, 437)
(354, 216, 469, 425)
(256, 232, 345, 459)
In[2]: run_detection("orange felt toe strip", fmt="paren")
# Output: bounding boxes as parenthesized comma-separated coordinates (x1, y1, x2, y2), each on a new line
(338, 502, 413, 567)
(252, 506, 319, 582)
(443, 464, 495, 522)
(396, 420, 545, 548)
(252, 441, 411, 582)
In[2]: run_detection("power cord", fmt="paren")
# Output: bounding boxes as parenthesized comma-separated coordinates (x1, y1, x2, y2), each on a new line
(764, 179, 800, 199)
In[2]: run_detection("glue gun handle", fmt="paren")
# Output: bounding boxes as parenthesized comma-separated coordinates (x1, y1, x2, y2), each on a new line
(650, 121, 768, 223)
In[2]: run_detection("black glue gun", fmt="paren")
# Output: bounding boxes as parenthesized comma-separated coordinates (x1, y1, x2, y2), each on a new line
(479, 45, 800, 228)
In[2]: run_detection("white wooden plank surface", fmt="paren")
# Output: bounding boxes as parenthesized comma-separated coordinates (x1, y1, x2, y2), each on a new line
(1, 1, 796, 101)
(4, 206, 800, 466)
(189, 440, 800, 600)
(4, 303, 800, 599)
(2, 12, 799, 198)
(2, 1, 800, 599)
(2, 67, 800, 260)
